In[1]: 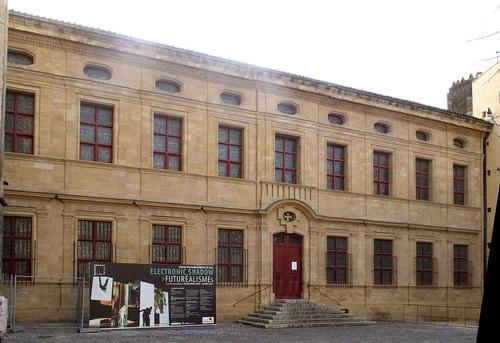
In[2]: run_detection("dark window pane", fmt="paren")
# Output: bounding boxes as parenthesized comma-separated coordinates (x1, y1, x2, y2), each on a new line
(379, 183, 389, 195)
(218, 230, 228, 244)
(153, 153, 165, 169)
(230, 146, 241, 161)
(17, 137, 33, 154)
(17, 118, 35, 142)
(275, 170, 283, 183)
(98, 108, 113, 126)
(168, 156, 181, 171)
(231, 231, 243, 245)
(284, 154, 296, 169)
(229, 129, 242, 144)
(230, 164, 241, 178)
(6, 92, 15, 112)
(218, 266, 227, 282)
(98, 127, 112, 145)
(98, 147, 112, 163)
(327, 144, 334, 158)
(334, 161, 344, 175)
(334, 177, 344, 190)
(218, 247, 228, 263)
(168, 119, 181, 136)
(218, 127, 228, 143)
(327, 176, 333, 189)
(154, 116, 166, 133)
(80, 125, 95, 143)
(5, 113, 14, 132)
(275, 153, 283, 168)
(285, 171, 296, 184)
(327, 160, 334, 175)
(5, 134, 14, 152)
(218, 162, 228, 176)
(231, 249, 243, 264)
(285, 138, 297, 153)
(231, 267, 242, 282)
(275, 136, 283, 151)
(18, 94, 34, 114)
(168, 137, 181, 154)
(80, 104, 96, 123)
(219, 144, 228, 160)
(154, 135, 166, 152)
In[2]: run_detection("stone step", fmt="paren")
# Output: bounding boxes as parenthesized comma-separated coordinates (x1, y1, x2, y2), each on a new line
(243, 316, 365, 325)
(238, 319, 376, 329)
(248, 313, 354, 320)
(259, 309, 345, 316)
(239, 299, 375, 329)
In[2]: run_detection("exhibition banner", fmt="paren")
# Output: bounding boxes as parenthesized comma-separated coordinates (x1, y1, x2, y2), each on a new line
(88, 263, 216, 329)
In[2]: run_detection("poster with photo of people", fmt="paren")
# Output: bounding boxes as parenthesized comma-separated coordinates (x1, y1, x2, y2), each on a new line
(88, 263, 216, 329)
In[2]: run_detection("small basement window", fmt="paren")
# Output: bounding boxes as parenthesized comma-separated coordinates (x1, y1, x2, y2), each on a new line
(328, 113, 345, 125)
(374, 122, 389, 134)
(83, 65, 112, 80)
(155, 79, 181, 93)
(453, 138, 466, 149)
(416, 130, 430, 141)
(7, 50, 33, 65)
(277, 102, 298, 115)
(220, 92, 242, 106)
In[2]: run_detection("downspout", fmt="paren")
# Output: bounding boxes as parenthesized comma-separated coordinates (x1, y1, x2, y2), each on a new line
(483, 131, 490, 285)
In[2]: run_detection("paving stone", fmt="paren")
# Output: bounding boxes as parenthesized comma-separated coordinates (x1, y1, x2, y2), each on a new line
(2, 322, 478, 343)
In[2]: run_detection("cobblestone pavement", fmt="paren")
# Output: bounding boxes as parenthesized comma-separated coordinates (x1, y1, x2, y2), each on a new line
(2, 322, 477, 343)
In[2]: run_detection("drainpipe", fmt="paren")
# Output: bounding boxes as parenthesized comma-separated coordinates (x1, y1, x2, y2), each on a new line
(483, 131, 490, 285)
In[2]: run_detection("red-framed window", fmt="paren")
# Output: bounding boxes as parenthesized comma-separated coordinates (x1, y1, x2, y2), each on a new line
(275, 134, 298, 184)
(453, 244, 469, 287)
(327, 144, 345, 190)
(373, 151, 390, 196)
(327, 236, 347, 284)
(453, 165, 465, 205)
(80, 103, 113, 163)
(416, 242, 433, 286)
(218, 126, 242, 178)
(153, 115, 182, 171)
(77, 220, 112, 278)
(152, 225, 182, 264)
(2, 216, 32, 276)
(416, 159, 431, 201)
(217, 229, 243, 283)
(5, 90, 34, 154)
(374, 239, 394, 285)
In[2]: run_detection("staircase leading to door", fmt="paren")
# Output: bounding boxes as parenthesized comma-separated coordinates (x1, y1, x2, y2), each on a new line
(238, 299, 375, 329)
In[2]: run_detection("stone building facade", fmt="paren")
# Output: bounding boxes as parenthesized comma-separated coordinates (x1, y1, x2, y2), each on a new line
(0, 10, 492, 322)
(471, 61, 500, 256)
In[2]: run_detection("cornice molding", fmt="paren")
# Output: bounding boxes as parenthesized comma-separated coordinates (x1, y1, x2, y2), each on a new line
(7, 26, 492, 130)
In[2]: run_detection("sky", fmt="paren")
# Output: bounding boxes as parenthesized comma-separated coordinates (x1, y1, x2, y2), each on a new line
(7, 0, 500, 110)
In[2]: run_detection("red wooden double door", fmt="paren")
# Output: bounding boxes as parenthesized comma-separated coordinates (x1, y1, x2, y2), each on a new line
(273, 233, 302, 299)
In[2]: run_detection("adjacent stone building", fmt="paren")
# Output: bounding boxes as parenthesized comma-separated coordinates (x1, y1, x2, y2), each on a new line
(0, 10, 492, 322)
(471, 61, 500, 258)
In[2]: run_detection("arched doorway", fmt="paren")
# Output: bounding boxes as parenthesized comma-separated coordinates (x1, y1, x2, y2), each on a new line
(273, 232, 302, 298)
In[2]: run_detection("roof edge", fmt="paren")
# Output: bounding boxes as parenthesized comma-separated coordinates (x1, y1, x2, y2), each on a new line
(7, 10, 492, 128)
